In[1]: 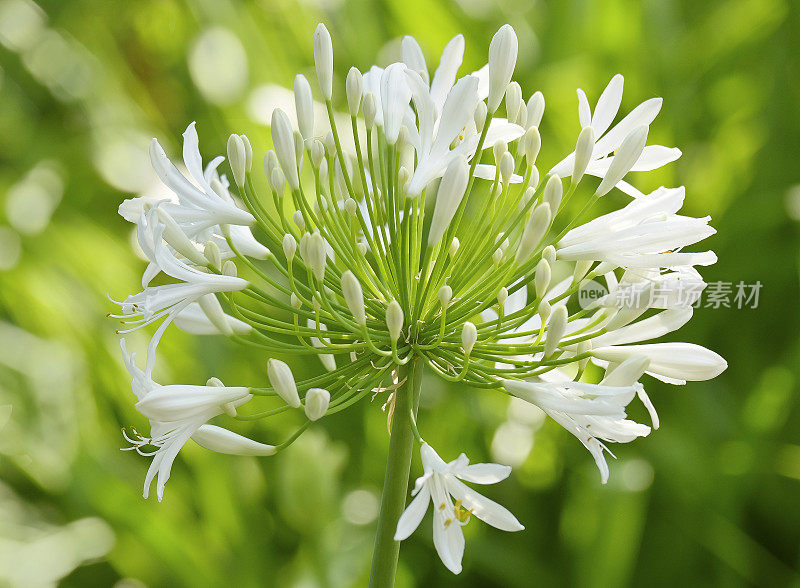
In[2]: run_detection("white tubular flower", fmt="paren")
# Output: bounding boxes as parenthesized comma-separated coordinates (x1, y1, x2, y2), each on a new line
(487, 24, 518, 113)
(592, 343, 728, 384)
(394, 443, 523, 574)
(504, 376, 654, 484)
(313, 23, 333, 100)
(120, 340, 254, 501)
(191, 425, 277, 456)
(551, 74, 681, 197)
(558, 187, 717, 269)
(294, 73, 315, 141)
(267, 358, 301, 408)
(428, 156, 469, 245)
(304, 388, 331, 421)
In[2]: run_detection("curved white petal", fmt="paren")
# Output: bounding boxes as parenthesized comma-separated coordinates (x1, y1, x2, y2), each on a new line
(394, 484, 431, 540)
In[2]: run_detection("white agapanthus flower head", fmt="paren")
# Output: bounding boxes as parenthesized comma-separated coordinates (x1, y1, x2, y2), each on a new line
(111, 22, 726, 575)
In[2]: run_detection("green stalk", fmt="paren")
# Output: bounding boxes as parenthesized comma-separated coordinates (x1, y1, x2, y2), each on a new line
(368, 356, 424, 588)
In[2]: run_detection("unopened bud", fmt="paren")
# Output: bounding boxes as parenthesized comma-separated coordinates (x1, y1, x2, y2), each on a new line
(438, 285, 453, 308)
(386, 300, 404, 341)
(542, 245, 556, 265)
(538, 299, 551, 321)
(204, 241, 221, 269)
(294, 74, 314, 141)
(461, 321, 478, 354)
(308, 231, 327, 281)
(474, 101, 488, 132)
(543, 305, 568, 358)
(304, 387, 331, 420)
(363, 93, 378, 130)
(487, 24, 518, 113)
(492, 248, 504, 265)
(313, 23, 333, 100)
(222, 260, 237, 277)
(290, 293, 301, 309)
(341, 270, 366, 325)
(497, 286, 508, 307)
(268, 358, 301, 408)
(346, 67, 363, 116)
(282, 233, 297, 261)
(526, 91, 545, 128)
(521, 127, 541, 163)
(449, 237, 460, 258)
(344, 197, 357, 216)
(271, 108, 299, 190)
(493, 140, 507, 166)
(543, 174, 563, 212)
(293, 210, 305, 231)
(505, 81, 522, 122)
(499, 151, 514, 186)
(263, 149, 278, 180)
(595, 126, 648, 197)
(271, 168, 286, 197)
(534, 259, 551, 299)
(572, 126, 595, 184)
(515, 202, 552, 265)
(227, 134, 247, 187)
(573, 260, 593, 283)
(428, 156, 469, 246)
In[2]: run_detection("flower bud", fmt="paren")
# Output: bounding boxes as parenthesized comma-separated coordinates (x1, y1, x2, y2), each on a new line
(293, 210, 305, 231)
(493, 140, 506, 166)
(428, 156, 469, 246)
(282, 233, 297, 261)
(204, 241, 221, 269)
(515, 202, 552, 265)
(357, 242, 367, 256)
(543, 305, 567, 358)
(304, 387, 331, 421)
(241, 134, 253, 171)
(474, 101, 488, 132)
(519, 186, 535, 211)
(227, 133, 247, 187)
(198, 294, 234, 337)
(271, 108, 300, 191)
(341, 270, 366, 325)
(438, 285, 453, 308)
(526, 91, 545, 128)
(386, 299, 404, 341)
(573, 260, 593, 283)
(344, 197, 357, 216)
(449, 237, 460, 258)
(521, 127, 541, 163)
(271, 168, 286, 197)
(542, 245, 556, 265)
(294, 74, 314, 141)
(534, 259, 551, 299)
(308, 231, 327, 281)
(543, 174, 563, 212)
(528, 165, 540, 191)
(487, 24, 518, 113)
(311, 139, 325, 168)
(363, 93, 378, 130)
(499, 151, 515, 186)
(601, 356, 650, 387)
(192, 425, 277, 456)
(346, 67, 363, 116)
(595, 125, 648, 197)
(313, 23, 333, 100)
(290, 292, 301, 309)
(222, 260, 237, 277)
(268, 358, 301, 408)
(492, 248, 504, 266)
(572, 125, 595, 184)
(538, 299, 551, 321)
(497, 286, 508, 307)
(461, 321, 478, 354)
(294, 131, 305, 166)
(264, 149, 278, 180)
(505, 81, 522, 122)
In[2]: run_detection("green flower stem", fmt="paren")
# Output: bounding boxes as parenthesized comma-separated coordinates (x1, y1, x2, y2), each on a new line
(369, 356, 424, 588)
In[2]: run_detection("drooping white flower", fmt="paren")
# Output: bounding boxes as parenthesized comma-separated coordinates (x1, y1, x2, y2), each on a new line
(504, 360, 657, 483)
(558, 186, 717, 269)
(550, 74, 681, 197)
(120, 340, 259, 501)
(394, 443, 523, 574)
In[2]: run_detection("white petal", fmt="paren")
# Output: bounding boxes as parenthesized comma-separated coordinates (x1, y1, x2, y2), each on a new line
(591, 74, 624, 137)
(394, 484, 431, 540)
(446, 478, 523, 531)
(592, 342, 727, 381)
(430, 34, 465, 113)
(591, 308, 692, 347)
(592, 97, 662, 157)
(577, 88, 591, 128)
(456, 462, 512, 484)
(192, 424, 276, 455)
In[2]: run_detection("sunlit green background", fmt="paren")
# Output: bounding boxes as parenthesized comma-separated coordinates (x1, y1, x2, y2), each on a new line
(1, 0, 799, 586)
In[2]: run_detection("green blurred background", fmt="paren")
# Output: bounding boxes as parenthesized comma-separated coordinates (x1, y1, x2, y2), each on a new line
(1, 0, 799, 586)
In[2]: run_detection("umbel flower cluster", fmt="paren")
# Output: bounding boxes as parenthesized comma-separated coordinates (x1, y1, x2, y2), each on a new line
(112, 23, 726, 574)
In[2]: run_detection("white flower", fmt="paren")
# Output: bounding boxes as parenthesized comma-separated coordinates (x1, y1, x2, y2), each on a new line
(558, 186, 717, 269)
(592, 342, 728, 384)
(504, 358, 657, 483)
(550, 74, 681, 197)
(120, 340, 259, 501)
(172, 296, 252, 336)
(394, 443, 523, 574)
(595, 266, 706, 310)
(112, 208, 248, 371)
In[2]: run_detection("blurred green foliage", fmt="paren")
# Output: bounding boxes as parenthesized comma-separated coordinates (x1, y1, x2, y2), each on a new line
(0, 0, 799, 586)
